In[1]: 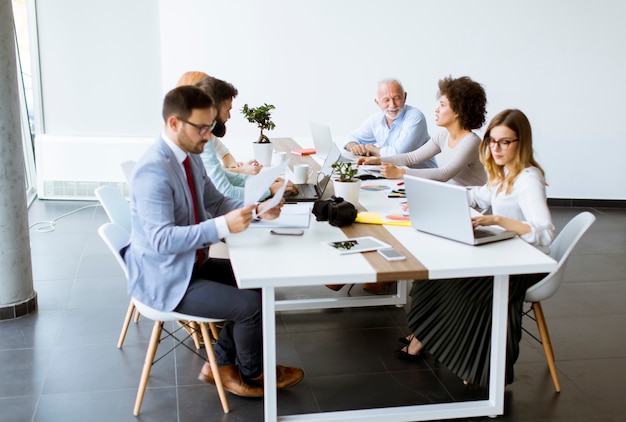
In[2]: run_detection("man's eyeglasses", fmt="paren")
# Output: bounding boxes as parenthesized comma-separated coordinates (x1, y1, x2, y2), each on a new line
(179, 118, 217, 137)
(487, 137, 518, 150)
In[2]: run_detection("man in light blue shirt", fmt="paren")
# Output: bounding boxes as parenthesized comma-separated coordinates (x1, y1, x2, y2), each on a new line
(344, 79, 437, 169)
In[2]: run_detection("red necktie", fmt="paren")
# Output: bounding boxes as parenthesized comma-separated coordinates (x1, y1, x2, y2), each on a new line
(183, 156, 204, 266)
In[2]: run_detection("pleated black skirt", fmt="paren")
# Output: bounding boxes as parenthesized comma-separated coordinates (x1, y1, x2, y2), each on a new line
(406, 273, 546, 388)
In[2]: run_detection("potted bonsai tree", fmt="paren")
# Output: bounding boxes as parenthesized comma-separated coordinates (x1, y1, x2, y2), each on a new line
(241, 103, 276, 166)
(331, 161, 361, 205)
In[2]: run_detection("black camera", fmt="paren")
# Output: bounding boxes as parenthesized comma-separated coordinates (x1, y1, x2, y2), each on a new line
(312, 196, 357, 227)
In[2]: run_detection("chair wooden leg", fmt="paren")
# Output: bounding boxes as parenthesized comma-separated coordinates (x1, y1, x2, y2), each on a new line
(134, 310, 141, 323)
(533, 301, 561, 392)
(200, 322, 229, 413)
(208, 321, 220, 341)
(188, 321, 202, 349)
(134, 321, 163, 415)
(117, 300, 136, 348)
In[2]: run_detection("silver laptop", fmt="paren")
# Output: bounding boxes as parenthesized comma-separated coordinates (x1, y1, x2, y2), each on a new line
(404, 175, 515, 245)
(309, 121, 334, 159)
(309, 121, 355, 162)
(284, 143, 341, 202)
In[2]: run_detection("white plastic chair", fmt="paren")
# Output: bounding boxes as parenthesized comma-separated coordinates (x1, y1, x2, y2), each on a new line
(95, 185, 136, 347)
(121, 160, 136, 184)
(94, 185, 131, 234)
(98, 222, 229, 415)
(523, 211, 596, 392)
(95, 185, 206, 349)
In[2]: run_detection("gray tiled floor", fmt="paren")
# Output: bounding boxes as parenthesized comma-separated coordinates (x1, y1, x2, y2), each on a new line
(1, 200, 625, 421)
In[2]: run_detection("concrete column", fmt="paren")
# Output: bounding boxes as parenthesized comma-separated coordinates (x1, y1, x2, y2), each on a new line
(0, 0, 37, 320)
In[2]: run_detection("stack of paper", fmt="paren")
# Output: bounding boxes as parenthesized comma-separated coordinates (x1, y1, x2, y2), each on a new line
(248, 203, 312, 229)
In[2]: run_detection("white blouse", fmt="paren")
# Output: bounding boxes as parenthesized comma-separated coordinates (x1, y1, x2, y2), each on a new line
(468, 166, 555, 250)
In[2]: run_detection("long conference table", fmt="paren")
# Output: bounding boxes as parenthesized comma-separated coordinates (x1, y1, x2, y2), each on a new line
(225, 138, 557, 422)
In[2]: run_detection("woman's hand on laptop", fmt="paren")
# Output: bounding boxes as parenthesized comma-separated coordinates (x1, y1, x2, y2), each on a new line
(472, 215, 497, 228)
(472, 215, 532, 237)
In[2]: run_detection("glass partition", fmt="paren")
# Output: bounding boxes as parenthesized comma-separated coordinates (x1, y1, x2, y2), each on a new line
(12, 0, 37, 205)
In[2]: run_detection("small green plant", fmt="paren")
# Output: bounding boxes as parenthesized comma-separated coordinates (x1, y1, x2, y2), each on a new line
(331, 161, 358, 182)
(240, 103, 276, 143)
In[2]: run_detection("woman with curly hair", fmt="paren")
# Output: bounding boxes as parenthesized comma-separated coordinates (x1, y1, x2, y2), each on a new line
(358, 75, 487, 186)
(396, 109, 555, 388)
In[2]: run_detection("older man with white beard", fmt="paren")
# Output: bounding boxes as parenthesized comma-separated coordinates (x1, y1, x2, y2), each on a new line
(344, 78, 437, 169)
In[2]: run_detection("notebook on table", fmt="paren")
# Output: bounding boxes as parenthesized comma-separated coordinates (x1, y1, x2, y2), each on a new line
(284, 143, 341, 202)
(404, 175, 515, 245)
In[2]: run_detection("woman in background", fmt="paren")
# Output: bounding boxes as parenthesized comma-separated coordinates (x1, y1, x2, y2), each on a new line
(397, 109, 555, 388)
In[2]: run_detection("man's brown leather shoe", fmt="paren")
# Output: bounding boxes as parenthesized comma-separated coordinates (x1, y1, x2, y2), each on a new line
(248, 365, 304, 389)
(363, 281, 395, 295)
(198, 362, 263, 398)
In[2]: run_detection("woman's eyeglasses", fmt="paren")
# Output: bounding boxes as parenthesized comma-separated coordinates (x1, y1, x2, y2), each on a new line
(487, 137, 518, 150)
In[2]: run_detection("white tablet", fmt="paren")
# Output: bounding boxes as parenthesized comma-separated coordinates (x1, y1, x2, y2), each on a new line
(324, 236, 391, 255)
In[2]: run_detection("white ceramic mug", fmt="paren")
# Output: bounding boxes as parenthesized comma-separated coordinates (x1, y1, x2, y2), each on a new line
(272, 151, 287, 167)
(293, 163, 312, 184)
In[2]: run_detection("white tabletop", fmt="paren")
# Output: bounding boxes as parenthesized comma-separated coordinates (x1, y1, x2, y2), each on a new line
(227, 218, 379, 288)
(228, 178, 555, 287)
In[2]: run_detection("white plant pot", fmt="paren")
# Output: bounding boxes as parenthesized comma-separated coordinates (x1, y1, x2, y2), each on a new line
(333, 179, 361, 205)
(252, 142, 274, 167)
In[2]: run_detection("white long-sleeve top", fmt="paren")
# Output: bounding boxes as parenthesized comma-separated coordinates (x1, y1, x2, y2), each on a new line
(468, 166, 555, 251)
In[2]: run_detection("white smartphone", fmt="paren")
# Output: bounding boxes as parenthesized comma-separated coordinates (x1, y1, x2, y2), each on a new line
(377, 247, 406, 261)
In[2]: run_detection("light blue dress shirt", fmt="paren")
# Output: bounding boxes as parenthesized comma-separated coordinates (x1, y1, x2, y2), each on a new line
(346, 105, 437, 169)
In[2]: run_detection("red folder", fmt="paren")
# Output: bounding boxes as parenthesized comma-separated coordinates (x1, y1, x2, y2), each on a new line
(291, 148, 316, 156)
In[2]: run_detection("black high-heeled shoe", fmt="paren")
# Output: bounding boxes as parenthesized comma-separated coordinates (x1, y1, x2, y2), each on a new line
(397, 334, 414, 346)
(393, 345, 421, 361)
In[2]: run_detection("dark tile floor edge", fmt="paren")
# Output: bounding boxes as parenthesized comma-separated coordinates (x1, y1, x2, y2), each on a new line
(548, 198, 626, 208)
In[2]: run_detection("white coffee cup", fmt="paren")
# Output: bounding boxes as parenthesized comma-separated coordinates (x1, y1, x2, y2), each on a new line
(272, 151, 287, 167)
(293, 163, 312, 184)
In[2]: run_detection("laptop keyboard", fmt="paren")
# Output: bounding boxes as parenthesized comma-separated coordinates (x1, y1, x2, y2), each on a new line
(285, 184, 318, 199)
(474, 228, 494, 239)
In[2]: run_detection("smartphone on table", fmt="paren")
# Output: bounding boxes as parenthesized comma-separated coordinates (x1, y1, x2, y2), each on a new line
(377, 247, 406, 261)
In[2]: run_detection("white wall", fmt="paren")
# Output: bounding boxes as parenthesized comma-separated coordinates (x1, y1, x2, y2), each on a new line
(36, 0, 162, 136)
(36, 0, 626, 200)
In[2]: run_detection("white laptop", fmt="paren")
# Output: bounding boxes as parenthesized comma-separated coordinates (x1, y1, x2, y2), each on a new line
(404, 175, 515, 245)
(309, 121, 355, 162)
(309, 121, 334, 159)
(308, 121, 382, 182)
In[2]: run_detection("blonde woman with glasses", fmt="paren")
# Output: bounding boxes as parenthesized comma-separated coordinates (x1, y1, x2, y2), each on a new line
(397, 109, 555, 388)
